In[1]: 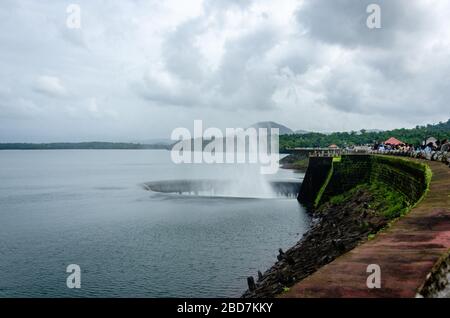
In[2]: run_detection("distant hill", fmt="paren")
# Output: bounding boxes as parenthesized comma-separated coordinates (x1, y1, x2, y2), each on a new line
(294, 129, 309, 134)
(0, 142, 171, 150)
(132, 138, 173, 145)
(250, 121, 294, 135)
(172, 121, 294, 152)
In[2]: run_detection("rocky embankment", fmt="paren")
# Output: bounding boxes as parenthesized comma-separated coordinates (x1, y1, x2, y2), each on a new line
(242, 187, 389, 298)
(279, 153, 309, 170)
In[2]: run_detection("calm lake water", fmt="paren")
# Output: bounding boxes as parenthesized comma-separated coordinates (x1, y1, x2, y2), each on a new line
(0, 150, 309, 297)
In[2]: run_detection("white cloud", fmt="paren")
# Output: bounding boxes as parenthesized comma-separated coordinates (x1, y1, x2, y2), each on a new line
(86, 97, 119, 120)
(34, 75, 67, 97)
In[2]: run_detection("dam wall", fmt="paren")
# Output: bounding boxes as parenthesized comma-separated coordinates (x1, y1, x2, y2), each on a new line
(285, 158, 449, 298)
(297, 156, 333, 206)
(299, 154, 430, 207)
(244, 155, 446, 297)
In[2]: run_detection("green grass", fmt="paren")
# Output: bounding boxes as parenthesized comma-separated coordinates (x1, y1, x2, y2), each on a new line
(315, 156, 433, 243)
(314, 164, 334, 208)
(315, 155, 431, 216)
(328, 192, 346, 205)
(368, 182, 410, 219)
(325, 182, 411, 220)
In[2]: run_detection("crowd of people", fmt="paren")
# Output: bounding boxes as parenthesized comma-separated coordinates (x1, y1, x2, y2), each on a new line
(373, 139, 449, 152)
(370, 138, 450, 166)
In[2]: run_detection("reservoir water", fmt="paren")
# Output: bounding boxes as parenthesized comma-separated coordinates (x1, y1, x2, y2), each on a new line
(0, 150, 309, 297)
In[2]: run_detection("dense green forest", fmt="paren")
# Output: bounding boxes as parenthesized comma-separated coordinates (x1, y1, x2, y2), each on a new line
(280, 119, 450, 150)
(0, 142, 170, 150)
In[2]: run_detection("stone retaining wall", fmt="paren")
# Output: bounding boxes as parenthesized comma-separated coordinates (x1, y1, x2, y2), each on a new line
(299, 155, 429, 208)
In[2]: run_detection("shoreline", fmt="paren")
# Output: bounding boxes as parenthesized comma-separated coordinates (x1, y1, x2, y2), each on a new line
(242, 186, 390, 297)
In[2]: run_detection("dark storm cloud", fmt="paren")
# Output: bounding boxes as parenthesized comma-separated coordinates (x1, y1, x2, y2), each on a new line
(296, 0, 430, 48)
(1, 0, 449, 141)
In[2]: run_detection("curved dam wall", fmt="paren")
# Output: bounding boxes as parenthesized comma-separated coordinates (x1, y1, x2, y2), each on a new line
(283, 158, 449, 298)
(298, 155, 429, 207)
(244, 155, 436, 297)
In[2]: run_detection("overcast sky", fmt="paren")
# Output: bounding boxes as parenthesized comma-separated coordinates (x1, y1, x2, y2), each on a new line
(1, 0, 449, 142)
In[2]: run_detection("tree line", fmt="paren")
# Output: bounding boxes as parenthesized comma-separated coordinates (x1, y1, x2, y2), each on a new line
(0, 142, 171, 150)
(279, 119, 450, 151)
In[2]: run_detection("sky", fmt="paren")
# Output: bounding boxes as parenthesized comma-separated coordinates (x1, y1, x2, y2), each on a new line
(0, 0, 449, 142)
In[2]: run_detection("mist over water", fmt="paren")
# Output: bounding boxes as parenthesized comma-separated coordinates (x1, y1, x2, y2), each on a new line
(217, 164, 276, 198)
(166, 149, 284, 198)
(145, 150, 299, 199)
(0, 150, 309, 297)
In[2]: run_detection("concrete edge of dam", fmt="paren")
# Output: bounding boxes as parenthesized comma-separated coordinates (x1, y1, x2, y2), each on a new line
(283, 156, 450, 297)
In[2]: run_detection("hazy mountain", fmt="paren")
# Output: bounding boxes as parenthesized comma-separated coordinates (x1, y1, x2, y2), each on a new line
(294, 129, 309, 134)
(133, 138, 174, 145)
(0, 142, 170, 150)
(250, 121, 294, 135)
